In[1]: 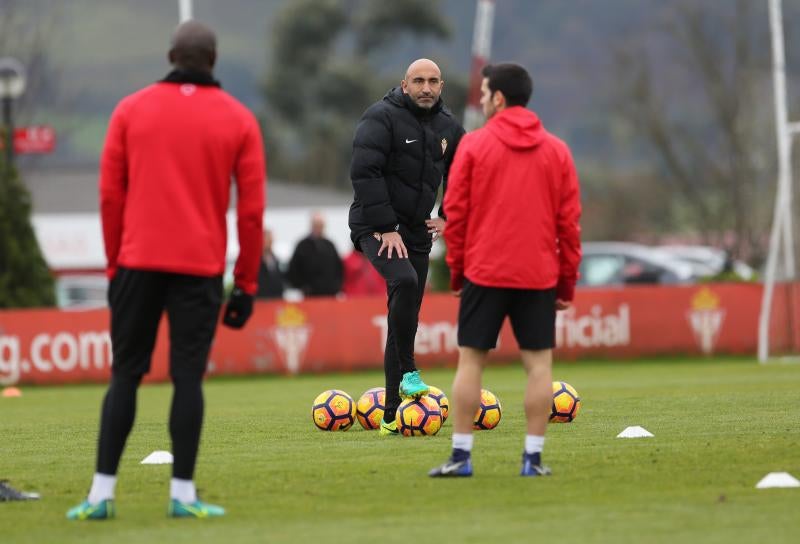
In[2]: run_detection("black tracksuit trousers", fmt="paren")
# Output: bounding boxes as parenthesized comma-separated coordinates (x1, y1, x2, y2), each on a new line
(96, 267, 222, 480)
(359, 235, 429, 421)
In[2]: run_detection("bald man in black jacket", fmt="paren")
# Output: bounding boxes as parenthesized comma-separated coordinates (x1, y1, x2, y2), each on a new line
(349, 58, 465, 435)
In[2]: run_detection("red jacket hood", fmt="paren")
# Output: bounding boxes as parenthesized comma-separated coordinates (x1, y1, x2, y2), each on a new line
(486, 106, 545, 150)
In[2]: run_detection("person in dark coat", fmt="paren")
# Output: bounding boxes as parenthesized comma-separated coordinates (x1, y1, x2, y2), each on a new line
(348, 58, 465, 436)
(256, 228, 285, 299)
(287, 212, 343, 297)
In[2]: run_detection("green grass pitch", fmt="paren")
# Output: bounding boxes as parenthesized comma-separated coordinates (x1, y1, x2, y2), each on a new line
(1, 358, 798, 543)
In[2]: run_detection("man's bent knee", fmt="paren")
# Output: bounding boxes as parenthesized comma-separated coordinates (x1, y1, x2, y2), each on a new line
(390, 273, 418, 292)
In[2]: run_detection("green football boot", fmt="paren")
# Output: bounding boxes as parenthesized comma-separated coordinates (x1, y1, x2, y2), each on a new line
(399, 370, 429, 399)
(66, 499, 115, 520)
(168, 498, 226, 518)
(378, 418, 399, 436)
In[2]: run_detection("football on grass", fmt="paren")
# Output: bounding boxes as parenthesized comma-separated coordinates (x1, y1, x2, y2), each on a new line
(473, 388, 502, 430)
(426, 385, 449, 422)
(397, 396, 442, 436)
(356, 387, 385, 430)
(550, 381, 581, 423)
(312, 389, 356, 431)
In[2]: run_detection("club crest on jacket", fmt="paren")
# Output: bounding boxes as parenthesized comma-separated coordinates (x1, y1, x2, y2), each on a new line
(441, 138, 448, 154)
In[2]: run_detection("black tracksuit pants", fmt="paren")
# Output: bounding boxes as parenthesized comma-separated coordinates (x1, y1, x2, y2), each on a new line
(96, 267, 222, 480)
(359, 235, 429, 421)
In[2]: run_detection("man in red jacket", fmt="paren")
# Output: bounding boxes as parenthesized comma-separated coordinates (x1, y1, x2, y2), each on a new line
(430, 63, 581, 478)
(67, 21, 266, 519)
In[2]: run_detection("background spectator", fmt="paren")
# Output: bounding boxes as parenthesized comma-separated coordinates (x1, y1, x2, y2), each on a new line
(287, 212, 343, 297)
(256, 228, 285, 299)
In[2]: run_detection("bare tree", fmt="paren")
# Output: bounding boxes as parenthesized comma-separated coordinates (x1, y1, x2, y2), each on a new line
(612, 0, 779, 264)
(0, 0, 61, 124)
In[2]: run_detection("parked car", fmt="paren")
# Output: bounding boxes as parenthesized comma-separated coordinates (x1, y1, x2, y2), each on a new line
(658, 245, 755, 280)
(578, 242, 696, 287)
(54, 275, 108, 309)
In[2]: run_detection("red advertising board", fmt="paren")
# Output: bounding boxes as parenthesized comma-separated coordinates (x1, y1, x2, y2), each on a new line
(0, 125, 56, 153)
(0, 283, 798, 386)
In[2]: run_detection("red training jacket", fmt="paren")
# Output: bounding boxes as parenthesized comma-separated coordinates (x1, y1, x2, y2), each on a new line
(100, 81, 266, 294)
(443, 106, 581, 301)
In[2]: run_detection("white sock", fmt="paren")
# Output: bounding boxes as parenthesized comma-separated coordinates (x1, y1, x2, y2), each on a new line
(452, 433, 474, 452)
(87, 473, 116, 505)
(170, 478, 197, 504)
(524, 435, 545, 455)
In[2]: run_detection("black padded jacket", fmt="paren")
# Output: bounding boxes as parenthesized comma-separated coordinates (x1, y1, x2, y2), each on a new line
(348, 87, 465, 253)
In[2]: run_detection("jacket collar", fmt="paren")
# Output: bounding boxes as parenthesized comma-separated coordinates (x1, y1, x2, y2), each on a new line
(385, 87, 443, 118)
(402, 92, 443, 118)
(161, 69, 221, 87)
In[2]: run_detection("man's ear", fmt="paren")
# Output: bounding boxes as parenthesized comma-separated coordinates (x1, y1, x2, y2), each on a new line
(400, 79, 408, 94)
(168, 49, 175, 65)
(209, 51, 217, 69)
(493, 90, 505, 109)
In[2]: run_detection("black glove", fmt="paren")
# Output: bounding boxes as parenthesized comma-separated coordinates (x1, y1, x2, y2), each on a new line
(222, 287, 254, 329)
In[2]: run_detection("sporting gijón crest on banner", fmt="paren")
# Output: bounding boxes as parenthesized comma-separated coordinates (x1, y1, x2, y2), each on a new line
(272, 305, 311, 374)
(687, 288, 725, 354)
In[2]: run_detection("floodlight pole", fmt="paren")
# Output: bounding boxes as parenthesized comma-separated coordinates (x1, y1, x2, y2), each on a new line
(2, 96, 12, 171)
(0, 58, 26, 175)
(179, 0, 193, 22)
(759, 0, 798, 363)
(463, 0, 495, 132)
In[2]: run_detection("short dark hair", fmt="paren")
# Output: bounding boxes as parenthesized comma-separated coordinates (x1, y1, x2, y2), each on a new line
(169, 21, 217, 72)
(481, 63, 533, 107)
